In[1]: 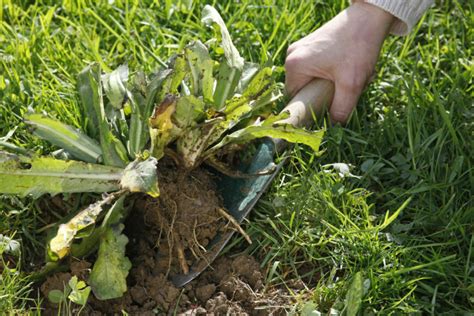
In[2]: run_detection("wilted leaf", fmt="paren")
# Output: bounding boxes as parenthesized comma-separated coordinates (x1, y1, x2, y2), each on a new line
(102, 64, 129, 109)
(149, 94, 180, 159)
(120, 157, 159, 197)
(24, 113, 102, 163)
(49, 192, 125, 259)
(89, 224, 131, 300)
(0, 152, 123, 198)
(70, 195, 128, 258)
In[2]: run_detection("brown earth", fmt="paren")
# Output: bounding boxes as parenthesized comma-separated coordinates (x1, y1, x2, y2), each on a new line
(40, 160, 292, 314)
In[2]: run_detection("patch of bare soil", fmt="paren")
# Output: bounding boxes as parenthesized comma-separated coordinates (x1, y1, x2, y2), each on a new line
(40, 161, 291, 314)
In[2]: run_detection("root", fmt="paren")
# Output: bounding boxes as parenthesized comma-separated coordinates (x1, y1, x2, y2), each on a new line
(217, 208, 252, 245)
(174, 232, 189, 275)
(205, 155, 276, 179)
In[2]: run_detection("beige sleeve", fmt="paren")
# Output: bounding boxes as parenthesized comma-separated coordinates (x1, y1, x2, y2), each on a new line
(352, 0, 434, 35)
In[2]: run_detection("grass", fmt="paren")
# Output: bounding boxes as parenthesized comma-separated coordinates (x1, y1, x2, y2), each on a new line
(0, 0, 472, 314)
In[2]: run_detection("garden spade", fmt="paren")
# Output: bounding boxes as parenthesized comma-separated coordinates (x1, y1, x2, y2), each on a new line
(171, 78, 334, 287)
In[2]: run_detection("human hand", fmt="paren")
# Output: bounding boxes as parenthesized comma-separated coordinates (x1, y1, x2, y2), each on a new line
(285, 3, 395, 123)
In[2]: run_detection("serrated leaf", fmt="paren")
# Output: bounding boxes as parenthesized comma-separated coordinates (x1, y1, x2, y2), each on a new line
(24, 113, 102, 163)
(102, 64, 129, 109)
(206, 114, 325, 156)
(120, 157, 159, 197)
(0, 152, 122, 198)
(89, 224, 131, 300)
(49, 192, 125, 260)
(185, 40, 214, 102)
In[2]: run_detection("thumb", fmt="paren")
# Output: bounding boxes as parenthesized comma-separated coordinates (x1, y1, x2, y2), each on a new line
(329, 79, 364, 124)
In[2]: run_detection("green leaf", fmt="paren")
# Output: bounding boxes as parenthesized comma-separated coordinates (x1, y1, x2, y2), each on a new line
(128, 72, 148, 157)
(68, 276, 91, 306)
(201, 5, 244, 69)
(206, 114, 325, 156)
(77, 64, 101, 139)
(345, 272, 364, 316)
(236, 62, 259, 94)
(78, 63, 128, 167)
(24, 113, 102, 163)
(0, 152, 123, 198)
(102, 64, 129, 109)
(202, 5, 244, 109)
(144, 69, 172, 119)
(48, 289, 65, 304)
(120, 157, 159, 197)
(49, 191, 125, 260)
(89, 224, 131, 300)
(184, 40, 214, 102)
(213, 61, 242, 109)
(174, 95, 205, 128)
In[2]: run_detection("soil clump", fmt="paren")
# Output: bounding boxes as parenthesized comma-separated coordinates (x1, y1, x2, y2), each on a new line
(40, 161, 289, 314)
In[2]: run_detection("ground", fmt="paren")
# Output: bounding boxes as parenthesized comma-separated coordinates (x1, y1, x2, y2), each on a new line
(0, 0, 473, 315)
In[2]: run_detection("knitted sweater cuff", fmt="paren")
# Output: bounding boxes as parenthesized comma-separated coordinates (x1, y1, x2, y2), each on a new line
(352, 0, 434, 35)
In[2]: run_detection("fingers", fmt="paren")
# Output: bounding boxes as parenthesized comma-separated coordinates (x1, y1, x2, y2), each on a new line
(284, 52, 313, 97)
(329, 77, 365, 124)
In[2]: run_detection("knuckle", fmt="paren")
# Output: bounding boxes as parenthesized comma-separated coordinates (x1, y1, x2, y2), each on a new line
(339, 74, 366, 93)
(286, 42, 298, 55)
(284, 53, 302, 71)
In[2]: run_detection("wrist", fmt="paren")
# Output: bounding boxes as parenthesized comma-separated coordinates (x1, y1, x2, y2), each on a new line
(344, 2, 395, 48)
(351, 2, 395, 36)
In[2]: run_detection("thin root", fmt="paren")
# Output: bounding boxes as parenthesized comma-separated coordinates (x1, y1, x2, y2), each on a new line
(205, 155, 276, 178)
(217, 207, 252, 244)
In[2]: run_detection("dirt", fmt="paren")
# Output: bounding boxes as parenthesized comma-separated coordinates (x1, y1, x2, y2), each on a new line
(40, 160, 291, 314)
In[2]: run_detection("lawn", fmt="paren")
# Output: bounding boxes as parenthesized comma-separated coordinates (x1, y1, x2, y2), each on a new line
(0, 0, 472, 314)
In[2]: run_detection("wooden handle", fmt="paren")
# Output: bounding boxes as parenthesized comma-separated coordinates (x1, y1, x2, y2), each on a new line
(278, 78, 334, 128)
